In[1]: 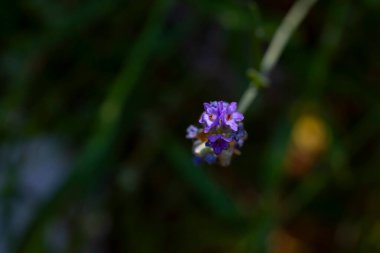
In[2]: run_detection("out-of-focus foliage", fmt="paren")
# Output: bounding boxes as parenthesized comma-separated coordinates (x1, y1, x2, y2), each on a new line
(1, 0, 380, 252)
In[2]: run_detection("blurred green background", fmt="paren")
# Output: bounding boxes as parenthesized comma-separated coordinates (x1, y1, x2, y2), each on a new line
(1, 0, 380, 252)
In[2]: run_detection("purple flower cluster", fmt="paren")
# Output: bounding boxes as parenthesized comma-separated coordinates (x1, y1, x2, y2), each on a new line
(186, 101, 247, 166)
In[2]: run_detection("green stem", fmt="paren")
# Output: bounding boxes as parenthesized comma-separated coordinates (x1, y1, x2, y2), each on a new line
(238, 0, 318, 114)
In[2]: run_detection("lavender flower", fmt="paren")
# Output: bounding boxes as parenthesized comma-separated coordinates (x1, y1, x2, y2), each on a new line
(199, 101, 220, 133)
(221, 102, 244, 131)
(186, 101, 247, 166)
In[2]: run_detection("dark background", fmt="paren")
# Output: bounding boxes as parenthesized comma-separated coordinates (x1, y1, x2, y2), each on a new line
(1, 0, 380, 252)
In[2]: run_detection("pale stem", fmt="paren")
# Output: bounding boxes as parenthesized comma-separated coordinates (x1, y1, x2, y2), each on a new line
(238, 0, 318, 114)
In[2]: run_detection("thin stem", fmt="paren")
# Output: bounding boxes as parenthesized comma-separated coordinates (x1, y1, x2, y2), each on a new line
(261, 0, 317, 74)
(238, 0, 318, 114)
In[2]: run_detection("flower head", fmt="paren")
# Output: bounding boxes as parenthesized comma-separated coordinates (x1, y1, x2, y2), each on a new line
(186, 101, 247, 166)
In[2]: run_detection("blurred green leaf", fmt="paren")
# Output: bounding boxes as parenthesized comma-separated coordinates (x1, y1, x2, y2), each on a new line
(13, 0, 174, 251)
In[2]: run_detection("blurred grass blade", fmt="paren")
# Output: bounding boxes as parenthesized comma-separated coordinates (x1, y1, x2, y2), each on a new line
(247, 68, 268, 88)
(239, 0, 318, 113)
(261, 0, 318, 74)
(14, 0, 173, 252)
(0, 0, 122, 129)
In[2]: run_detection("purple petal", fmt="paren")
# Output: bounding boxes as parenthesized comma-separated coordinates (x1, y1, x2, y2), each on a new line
(208, 138, 230, 155)
(227, 121, 238, 131)
(204, 154, 217, 164)
(204, 101, 218, 113)
(215, 140, 230, 155)
(199, 114, 204, 124)
(203, 102, 210, 111)
(199, 112, 209, 124)
(213, 145, 223, 155)
(204, 125, 212, 133)
(200, 112, 215, 127)
(232, 112, 244, 121)
(217, 101, 228, 112)
(220, 135, 232, 142)
(221, 140, 230, 149)
(186, 125, 198, 139)
(208, 134, 221, 142)
(228, 102, 237, 112)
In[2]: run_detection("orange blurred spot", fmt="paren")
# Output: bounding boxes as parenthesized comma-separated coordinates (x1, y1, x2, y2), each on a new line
(269, 229, 305, 253)
(285, 114, 328, 177)
(292, 115, 327, 153)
